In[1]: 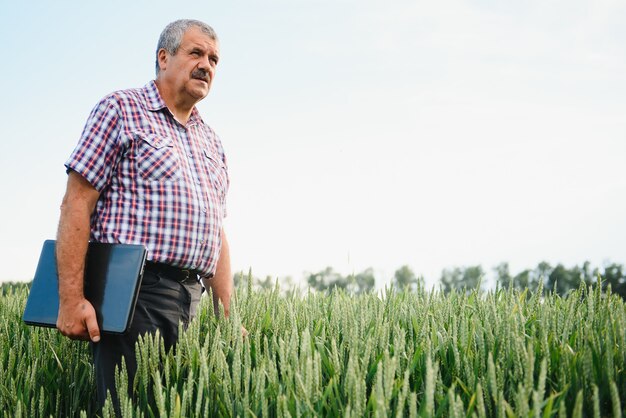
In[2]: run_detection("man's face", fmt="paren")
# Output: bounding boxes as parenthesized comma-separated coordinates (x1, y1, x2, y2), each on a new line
(158, 26, 220, 105)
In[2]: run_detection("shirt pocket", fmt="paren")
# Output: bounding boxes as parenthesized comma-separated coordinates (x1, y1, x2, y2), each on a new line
(134, 131, 182, 181)
(203, 148, 228, 198)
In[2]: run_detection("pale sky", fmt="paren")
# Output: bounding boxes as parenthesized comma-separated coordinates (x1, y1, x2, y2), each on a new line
(1, 0, 625, 288)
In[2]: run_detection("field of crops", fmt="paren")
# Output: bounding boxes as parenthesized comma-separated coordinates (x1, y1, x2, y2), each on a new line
(1, 279, 625, 417)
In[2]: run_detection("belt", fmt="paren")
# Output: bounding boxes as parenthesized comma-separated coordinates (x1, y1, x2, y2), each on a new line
(144, 261, 201, 284)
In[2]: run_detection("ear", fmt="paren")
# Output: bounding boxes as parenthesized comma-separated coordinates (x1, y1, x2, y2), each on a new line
(157, 49, 168, 72)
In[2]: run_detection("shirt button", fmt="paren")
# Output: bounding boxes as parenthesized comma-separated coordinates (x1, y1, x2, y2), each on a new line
(196, 179, 201, 185)
(202, 207, 207, 213)
(188, 153, 193, 158)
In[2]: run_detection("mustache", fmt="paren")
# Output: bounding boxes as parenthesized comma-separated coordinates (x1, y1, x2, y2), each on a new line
(191, 68, 210, 82)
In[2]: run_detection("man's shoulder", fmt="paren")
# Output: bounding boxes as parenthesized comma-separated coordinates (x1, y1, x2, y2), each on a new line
(99, 85, 148, 109)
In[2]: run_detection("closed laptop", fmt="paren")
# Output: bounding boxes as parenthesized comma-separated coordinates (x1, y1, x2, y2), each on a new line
(23, 240, 147, 334)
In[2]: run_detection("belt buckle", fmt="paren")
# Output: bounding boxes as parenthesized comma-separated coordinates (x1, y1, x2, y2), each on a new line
(180, 269, 192, 283)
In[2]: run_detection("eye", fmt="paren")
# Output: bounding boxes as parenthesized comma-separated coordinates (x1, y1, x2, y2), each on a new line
(209, 56, 219, 66)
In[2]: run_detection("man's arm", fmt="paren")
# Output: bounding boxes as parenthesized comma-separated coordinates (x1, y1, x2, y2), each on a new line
(202, 228, 233, 318)
(55, 171, 101, 342)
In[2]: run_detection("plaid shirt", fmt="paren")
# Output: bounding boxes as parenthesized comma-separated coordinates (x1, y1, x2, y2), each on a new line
(65, 81, 228, 277)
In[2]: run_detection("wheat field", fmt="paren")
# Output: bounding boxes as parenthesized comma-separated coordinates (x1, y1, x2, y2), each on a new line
(1, 278, 624, 417)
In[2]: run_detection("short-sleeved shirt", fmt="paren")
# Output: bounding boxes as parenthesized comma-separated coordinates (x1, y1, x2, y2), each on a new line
(65, 80, 228, 278)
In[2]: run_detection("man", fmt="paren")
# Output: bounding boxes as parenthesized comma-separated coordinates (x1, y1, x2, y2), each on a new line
(55, 19, 233, 407)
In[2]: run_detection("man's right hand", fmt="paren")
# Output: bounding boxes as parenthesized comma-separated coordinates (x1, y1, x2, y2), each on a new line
(57, 297, 101, 342)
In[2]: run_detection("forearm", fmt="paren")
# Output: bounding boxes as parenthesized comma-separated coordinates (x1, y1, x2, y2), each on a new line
(55, 171, 101, 341)
(56, 195, 93, 303)
(203, 228, 233, 317)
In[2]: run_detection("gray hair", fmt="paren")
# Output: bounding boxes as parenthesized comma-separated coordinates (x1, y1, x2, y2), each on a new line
(155, 19, 218, 76)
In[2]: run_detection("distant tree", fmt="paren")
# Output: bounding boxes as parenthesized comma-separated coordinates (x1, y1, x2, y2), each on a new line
(307, 267, 330, 292)
(257, 275, 275, 290)
(503, 261, 551, 293)
(440, 267, 462, 294)
(547, 264, 583, 296)
(580, 261, 596, 286)
(307, 267, 375, 294)
(601, 263, 626, 299)
(440, 265, 483, 294)
(534, 261, 552, 285)
(463, 265, 484, 290)
(0, 281, 30, 295)
(494, 261, 543, 291)
(393, 265, 418, 290)
(511, 269, 542, 290)
(348, 268, 376, 294)
(234, 269, 262, 287)
(307, 267, 347, 292)
(494, 262, 513, 288)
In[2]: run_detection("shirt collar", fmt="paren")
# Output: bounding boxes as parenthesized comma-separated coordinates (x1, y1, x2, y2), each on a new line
(144, 80, 204, 126)
(144, 80, 167, 111)
(187, 106, 203, 126)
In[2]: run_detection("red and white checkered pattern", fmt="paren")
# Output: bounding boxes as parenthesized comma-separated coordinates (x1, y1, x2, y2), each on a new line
(65, 81, 228, 278)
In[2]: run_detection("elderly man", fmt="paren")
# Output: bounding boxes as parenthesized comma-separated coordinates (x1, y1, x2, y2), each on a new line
(55, 19, 232, 407)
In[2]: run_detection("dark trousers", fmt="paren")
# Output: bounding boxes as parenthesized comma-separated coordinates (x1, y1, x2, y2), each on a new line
(91, 266, 203, 410)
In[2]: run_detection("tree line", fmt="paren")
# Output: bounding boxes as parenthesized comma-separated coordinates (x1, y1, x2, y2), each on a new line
(438, 261, 626, 297)
(4, 261, 623, 299)
(241, 261, 626, 299)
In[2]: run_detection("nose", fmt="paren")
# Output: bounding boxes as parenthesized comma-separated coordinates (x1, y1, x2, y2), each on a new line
(196, 62, 213, 82)
(197, 58, 209, 74)
(198, 54, 215, 73)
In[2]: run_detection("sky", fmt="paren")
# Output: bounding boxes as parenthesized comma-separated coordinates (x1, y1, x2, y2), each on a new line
(1, 0, 625, 288)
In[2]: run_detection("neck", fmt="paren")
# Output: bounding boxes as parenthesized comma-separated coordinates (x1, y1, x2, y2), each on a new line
(154, 79, 194, 125)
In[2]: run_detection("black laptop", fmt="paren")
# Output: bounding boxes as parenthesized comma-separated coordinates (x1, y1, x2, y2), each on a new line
(23, 240, 147, 334)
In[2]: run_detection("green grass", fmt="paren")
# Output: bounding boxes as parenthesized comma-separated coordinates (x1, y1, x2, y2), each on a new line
(1, 278, 624, 417)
